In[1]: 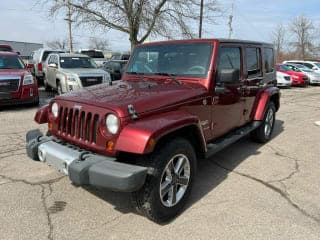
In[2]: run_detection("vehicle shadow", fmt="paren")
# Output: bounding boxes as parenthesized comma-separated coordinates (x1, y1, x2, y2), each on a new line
(83, 120, 285, 221)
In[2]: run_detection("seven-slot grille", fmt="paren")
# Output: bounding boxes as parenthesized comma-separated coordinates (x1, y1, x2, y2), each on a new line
(0, 79, 20, 92)
(79, 76, 103, 87)
(58, 106, 100, 143)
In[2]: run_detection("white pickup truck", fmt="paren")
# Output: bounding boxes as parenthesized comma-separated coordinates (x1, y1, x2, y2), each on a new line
(78, 49, 108, 67)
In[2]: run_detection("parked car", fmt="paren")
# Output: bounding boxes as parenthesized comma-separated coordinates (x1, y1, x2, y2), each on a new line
(275, 64, 308, 86)
(102, 60, 128, 81)
(110, 53, 130, 61)
(283, 60, 320, 73)
(0, 51, 38, 106)
(26, 39, 280, 223)
(78, 49, 108, 67)
(0, 44, 13, 52)
(276, 71, 291, 87)
(31, 48, 65, 84)
(284, 63, 320, 85)
(44, 53, 111, 94)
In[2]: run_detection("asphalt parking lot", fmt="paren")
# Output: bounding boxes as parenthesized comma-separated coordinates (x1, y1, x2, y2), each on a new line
(0, 86, 320, 240)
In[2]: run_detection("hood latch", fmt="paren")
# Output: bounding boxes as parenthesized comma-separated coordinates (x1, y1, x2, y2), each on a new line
(128, 104, 138, 120)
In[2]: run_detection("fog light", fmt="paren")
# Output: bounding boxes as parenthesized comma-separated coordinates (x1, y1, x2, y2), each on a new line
(107, 141, 114, 151)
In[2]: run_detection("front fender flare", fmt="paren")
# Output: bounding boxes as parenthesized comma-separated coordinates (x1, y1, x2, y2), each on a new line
(115, 111, 204, 154)
(34, 104, 49, 124)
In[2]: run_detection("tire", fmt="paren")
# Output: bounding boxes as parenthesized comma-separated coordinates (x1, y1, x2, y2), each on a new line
(251, 102, 276, 143)
(132, 138, 197, 223)
(57, 81, 63, 95)
(43, 76, 51, 91)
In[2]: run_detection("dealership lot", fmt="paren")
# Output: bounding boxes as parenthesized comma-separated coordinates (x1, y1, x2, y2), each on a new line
(0, 87, 319, 240)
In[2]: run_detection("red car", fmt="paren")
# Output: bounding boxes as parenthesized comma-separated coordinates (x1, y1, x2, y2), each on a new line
(276, 64, 309, 86)
(0, 51, 39, 106)
(0, 44, 13, 52)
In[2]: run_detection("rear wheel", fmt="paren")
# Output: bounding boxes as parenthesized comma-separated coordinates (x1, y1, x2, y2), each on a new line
(132, 138, 197, 223)
(251, 102, 276, 143)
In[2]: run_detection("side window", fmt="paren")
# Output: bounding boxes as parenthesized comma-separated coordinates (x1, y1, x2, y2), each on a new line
(264, 48, 274, 73)
(303, 63, 313, 69)
(217, 47, 241, 82)
(246, 47, 261, 78)
(47, 55, 54, 64)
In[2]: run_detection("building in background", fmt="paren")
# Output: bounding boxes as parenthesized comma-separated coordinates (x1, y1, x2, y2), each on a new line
(0, 40, 43, 58)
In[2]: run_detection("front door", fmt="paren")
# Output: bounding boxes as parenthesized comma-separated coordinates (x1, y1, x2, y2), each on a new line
(211, 45, 245, 138)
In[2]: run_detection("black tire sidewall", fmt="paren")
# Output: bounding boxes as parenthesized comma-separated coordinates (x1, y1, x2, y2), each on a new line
(260, 102, 276, 142)
(144, 138, 196, 222)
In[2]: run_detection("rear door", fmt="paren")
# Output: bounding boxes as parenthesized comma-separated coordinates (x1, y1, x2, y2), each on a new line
(211, 44, 245, 138)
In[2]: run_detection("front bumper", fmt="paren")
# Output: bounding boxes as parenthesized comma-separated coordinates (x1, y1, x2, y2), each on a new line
(26, 129, 148, 192)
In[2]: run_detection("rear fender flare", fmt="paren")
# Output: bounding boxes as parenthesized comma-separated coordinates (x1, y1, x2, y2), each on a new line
(252, 87, 280, 121)
(115, 111, 206, 155)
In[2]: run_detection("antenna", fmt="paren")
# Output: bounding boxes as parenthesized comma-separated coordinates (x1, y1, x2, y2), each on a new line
(228, 2, 234, 39)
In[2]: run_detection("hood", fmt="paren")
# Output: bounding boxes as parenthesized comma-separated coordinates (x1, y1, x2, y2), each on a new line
(0, 69, 28, 77)
(279, 70, 306, 77)
(56, 79, 208, 118)
(61, 68, 107, 75)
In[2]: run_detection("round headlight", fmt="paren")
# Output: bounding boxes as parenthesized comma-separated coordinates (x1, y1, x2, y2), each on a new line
(105, 114, 119, 134)
(51, 102, 59, 118)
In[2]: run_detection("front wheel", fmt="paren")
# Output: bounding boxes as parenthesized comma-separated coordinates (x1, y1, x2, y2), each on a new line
(251, 102, 276, 143)
(132, 138, 197, 223)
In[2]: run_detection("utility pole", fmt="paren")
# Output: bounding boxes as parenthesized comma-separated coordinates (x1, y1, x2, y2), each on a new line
(228, 2, 234, 39)
(64, 0, 73, 53)
(199, 0, 204, 38)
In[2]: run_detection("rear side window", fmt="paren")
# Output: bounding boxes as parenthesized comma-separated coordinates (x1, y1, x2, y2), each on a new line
(264, 48, 274, 73)
(246, 47, 261, 77)
(302, 63, 313, 69)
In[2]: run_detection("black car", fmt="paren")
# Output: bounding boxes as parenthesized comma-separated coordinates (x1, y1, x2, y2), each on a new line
(102, 60, 128, 81)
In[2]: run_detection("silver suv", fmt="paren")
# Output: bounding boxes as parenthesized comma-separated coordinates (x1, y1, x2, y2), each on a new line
(45, 53, 111, 94)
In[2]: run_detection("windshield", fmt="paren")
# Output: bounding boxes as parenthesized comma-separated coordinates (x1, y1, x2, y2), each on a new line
(295, 64, 313, 72)
(126, 43, 213, 78)
(81, 50, 104, 58)
(0, 55, 25, 69)
(60, 57, 97, 69)
(279, 65, 292, 71)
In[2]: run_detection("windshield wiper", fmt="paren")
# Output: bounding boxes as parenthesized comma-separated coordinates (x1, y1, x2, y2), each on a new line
(154, 72, 182, 85)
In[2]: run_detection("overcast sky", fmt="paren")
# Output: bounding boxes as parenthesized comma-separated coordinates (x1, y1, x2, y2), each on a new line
(0, 0, 319, 52)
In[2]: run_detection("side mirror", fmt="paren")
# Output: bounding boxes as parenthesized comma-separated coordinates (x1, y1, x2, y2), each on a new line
(217, 69, 240, 83)
(48, 63, 57, 68)
(312, 67, 318, 71)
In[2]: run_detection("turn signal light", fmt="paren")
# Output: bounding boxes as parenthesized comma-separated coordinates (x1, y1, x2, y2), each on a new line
(107, 141, 114, 151)
(48, 122, 53, 131)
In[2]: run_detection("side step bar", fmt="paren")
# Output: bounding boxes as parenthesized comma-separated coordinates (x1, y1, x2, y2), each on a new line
(205, 121, 261, 159)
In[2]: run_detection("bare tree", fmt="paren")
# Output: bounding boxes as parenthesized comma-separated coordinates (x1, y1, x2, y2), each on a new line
(46, 38, 68, 49)
(290, 15, 315, 59)
(272, 24, 287, 62)
(88, 38, 110, 51)
(47, 0, 221, 50)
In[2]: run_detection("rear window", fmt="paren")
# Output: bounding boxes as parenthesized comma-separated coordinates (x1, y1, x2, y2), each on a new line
(81, 50, 104, 58)
(42, 51, 64, 62)
(246, 47, 262, 77)
(264, 48, 274, 73)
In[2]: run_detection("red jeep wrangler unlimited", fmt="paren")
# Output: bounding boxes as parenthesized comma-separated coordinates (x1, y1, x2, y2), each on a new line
(26, 39, 279, 223)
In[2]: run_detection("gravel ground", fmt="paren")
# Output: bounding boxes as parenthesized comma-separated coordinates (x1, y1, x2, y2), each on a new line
(0, 86, 319, 240)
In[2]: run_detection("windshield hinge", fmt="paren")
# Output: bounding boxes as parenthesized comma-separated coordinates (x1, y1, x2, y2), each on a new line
(128, 104, 138, 120)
